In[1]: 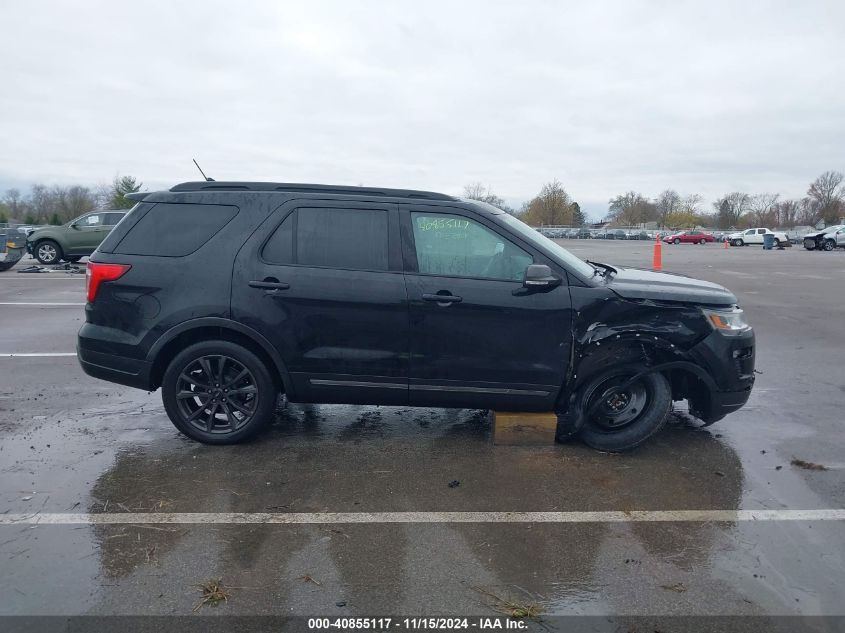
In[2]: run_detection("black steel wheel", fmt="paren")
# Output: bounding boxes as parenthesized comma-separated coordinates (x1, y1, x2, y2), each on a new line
(35, 240, 62, 264)
(579, 369, 671, 451)
(162, 340, 276, 444)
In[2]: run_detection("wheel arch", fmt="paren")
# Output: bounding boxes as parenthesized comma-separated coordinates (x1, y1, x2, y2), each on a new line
(560, 334, 718, 414)
(146, 318, 293, 395)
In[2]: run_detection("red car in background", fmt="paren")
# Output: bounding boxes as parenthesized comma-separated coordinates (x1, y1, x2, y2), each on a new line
(662, 229, 715, 245)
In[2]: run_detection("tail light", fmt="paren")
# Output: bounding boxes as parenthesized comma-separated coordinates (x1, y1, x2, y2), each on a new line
(86, 261, 131, 302)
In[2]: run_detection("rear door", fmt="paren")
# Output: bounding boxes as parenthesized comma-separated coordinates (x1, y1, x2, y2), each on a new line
(231, 200, 409, 405)
(400, 205, 572, 411)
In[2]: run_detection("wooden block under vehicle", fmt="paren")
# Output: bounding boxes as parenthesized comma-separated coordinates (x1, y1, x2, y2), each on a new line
(491, 411, 558, 446)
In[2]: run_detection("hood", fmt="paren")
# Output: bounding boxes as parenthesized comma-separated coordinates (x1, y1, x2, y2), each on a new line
(604, 266, 736, 306)
(806, 226, 843, 238)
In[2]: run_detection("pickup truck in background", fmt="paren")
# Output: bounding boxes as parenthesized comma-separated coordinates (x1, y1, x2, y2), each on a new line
(727, 228, 789, 247)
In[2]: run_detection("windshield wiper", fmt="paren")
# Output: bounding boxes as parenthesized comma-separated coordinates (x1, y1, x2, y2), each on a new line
(586, 260, 617, 277)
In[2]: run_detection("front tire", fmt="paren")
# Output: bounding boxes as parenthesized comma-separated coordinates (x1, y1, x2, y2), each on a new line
(578, 369, 671, 452)
(823, 240, 835, 251)
(161, 340, 277, 444)
(673, 238, 681, 245)
(34, 240, 62, 265)
(699, 239, 706, 245)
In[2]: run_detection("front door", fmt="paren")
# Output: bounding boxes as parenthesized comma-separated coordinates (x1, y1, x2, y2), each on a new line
(231, 200, 409, 405)
(67, 213, 108, 254)
(401, 206, 572, 411)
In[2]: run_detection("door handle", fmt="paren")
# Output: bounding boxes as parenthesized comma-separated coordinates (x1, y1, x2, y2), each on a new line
(249, 279, 290, 290)
(422, 293, 462, 304)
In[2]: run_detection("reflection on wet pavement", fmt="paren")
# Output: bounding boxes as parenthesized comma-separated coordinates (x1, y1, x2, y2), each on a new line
(2, 388, 843, 617)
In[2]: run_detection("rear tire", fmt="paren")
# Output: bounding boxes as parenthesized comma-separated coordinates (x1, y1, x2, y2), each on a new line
(34, 240, 62, 265)
(578, 369, 671, 452)
(161, 340, 277, 444)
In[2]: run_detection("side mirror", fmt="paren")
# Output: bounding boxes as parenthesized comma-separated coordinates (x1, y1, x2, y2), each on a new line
(70, 223, 80, 230)
(523, 264, 560, 289)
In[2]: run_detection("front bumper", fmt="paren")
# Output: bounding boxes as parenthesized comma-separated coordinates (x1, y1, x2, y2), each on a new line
(687, 328, 755, 422)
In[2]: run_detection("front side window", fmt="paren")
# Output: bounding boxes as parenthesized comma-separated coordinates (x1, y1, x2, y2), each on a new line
(263, 207, 389, 271)
(745, 229, 755, 235)
(83, 214, 102, 226)
(411, 213, 533, 281)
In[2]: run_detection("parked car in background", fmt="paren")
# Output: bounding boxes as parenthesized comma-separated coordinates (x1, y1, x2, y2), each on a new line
(727, 227, 788, 248)
(26, 210, 127, 264)
(819, 226, 845, 251)
(803, 225, 845, 251)
(663, 230, 715, 245)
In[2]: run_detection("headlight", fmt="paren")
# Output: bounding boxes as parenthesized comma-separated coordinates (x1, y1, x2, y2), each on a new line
(702, 307, 751, 335)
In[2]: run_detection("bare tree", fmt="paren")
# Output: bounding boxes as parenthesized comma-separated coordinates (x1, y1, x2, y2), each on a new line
(775, 199, 801, 227)
(655, 189, 681, 228)
(807, 171, 844, 224)
(3, 188, 22, 218)
(713, 193, 750, 229)
(748, 193, 780, 226)
(608, 191, 657, 226)
(681, 193, 703, 215)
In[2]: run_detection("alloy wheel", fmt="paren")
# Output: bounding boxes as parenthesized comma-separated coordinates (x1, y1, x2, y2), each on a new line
(38, 243, 57, 262)
(174, 355, 258, 434)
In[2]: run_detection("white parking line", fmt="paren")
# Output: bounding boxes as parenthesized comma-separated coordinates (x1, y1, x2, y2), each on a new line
(0, 352, 77, 357)
(0, 276, 84, 280)
(0, 302, 85, 306)
(1, 509, 844, 525)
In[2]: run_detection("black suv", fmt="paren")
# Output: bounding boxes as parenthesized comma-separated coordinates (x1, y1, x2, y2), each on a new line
(78, 181, 755, 451)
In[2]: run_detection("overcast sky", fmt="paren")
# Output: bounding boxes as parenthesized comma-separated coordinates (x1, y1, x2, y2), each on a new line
(1, 1, 843, 219)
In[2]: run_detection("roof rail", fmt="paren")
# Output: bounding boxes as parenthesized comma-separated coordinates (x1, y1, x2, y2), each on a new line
(169, 181, 457, 201)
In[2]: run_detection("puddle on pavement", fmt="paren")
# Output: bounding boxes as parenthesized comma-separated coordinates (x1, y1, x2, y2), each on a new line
(2, 388, 844, 616)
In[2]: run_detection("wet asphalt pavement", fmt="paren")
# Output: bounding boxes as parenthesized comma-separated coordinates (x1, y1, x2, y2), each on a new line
(0, 243, 843, 625)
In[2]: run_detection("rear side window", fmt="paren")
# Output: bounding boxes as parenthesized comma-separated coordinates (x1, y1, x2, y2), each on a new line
(262, 207, 389, 271)
(114, 203, 238, 257)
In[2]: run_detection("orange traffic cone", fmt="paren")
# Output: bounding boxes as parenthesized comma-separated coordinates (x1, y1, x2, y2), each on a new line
(653, 234, 662, 271)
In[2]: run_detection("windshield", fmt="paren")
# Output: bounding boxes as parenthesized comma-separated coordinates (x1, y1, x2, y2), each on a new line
(497, 213, 596, 279)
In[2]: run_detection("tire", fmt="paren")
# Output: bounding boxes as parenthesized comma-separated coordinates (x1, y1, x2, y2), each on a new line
(699, 239, 706, 245)
(673, 238, 681, 245)
(804, 240, 815, 251)
(823, 240, 835, 251)
(578, 369, 671, 452)
(735, 239, 745, 247)
(34, 240, 63, 265)
(161, 340, 277, 444)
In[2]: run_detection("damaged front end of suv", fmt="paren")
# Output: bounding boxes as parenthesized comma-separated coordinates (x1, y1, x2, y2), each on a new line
(555, 265, 755, 450)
